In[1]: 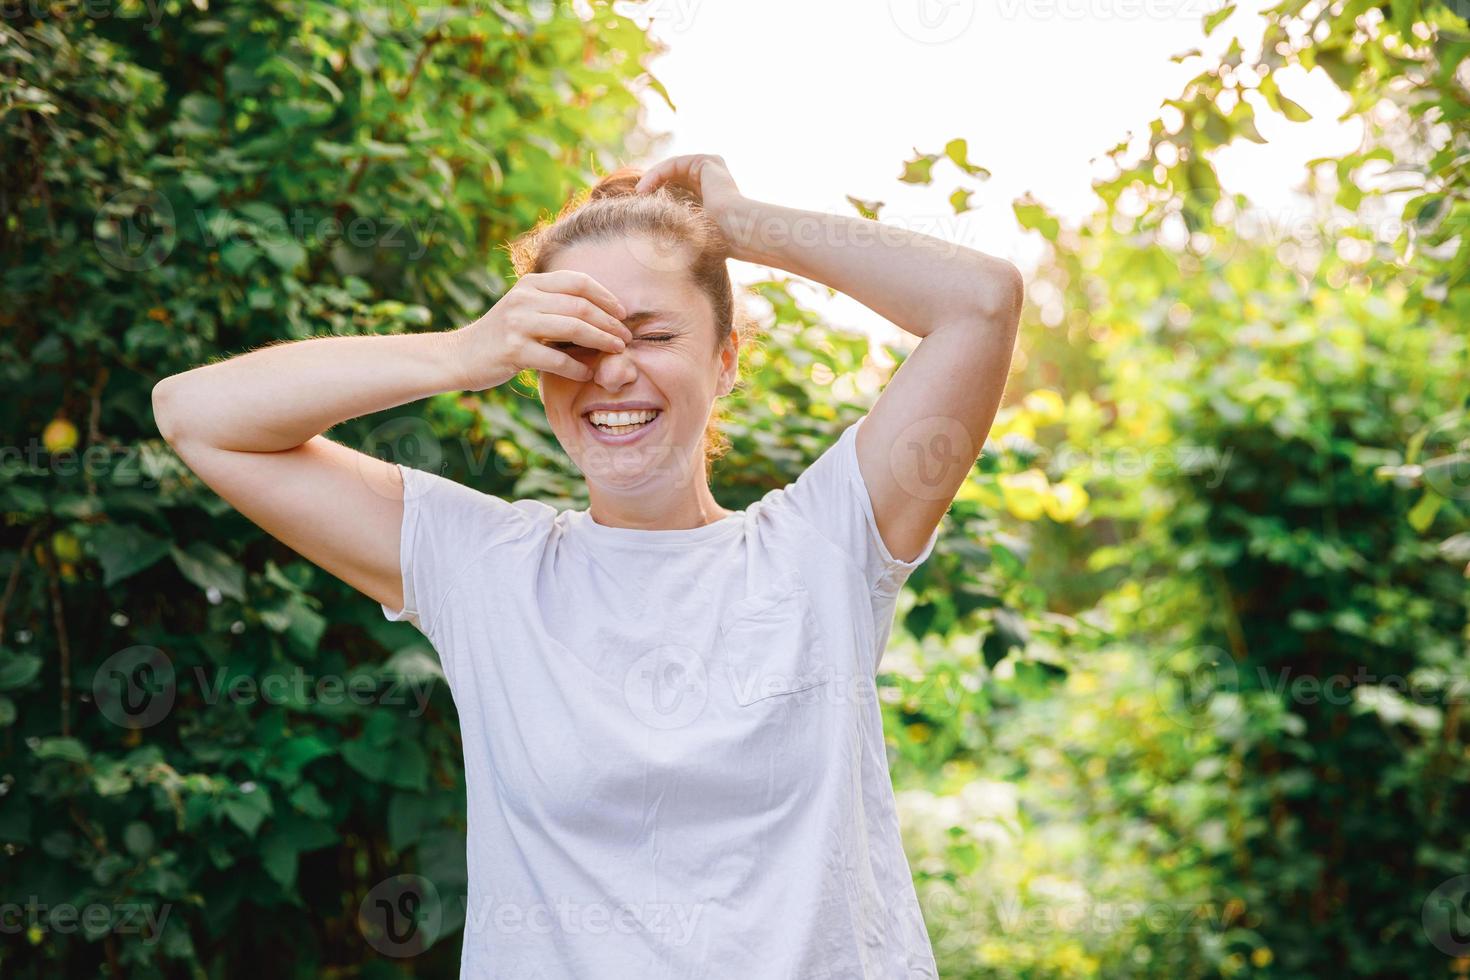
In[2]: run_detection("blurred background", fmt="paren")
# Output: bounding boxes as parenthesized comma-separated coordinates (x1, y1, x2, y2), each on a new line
(2, 0, 1468, 976)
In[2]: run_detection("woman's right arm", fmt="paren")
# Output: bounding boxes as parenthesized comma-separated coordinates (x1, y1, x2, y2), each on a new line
(151, 330, 470, 614)
(150, 271, 632, 614)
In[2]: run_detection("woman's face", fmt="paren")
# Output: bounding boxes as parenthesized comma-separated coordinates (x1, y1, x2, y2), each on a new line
(538, 234, 737, 495)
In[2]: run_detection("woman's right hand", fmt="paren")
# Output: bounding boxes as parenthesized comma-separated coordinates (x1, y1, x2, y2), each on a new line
(448, 270, 634, 391)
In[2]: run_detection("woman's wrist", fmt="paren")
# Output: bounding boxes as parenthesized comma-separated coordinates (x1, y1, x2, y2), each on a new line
(714, 195, 762, 265)
(433, 326, 481, 394)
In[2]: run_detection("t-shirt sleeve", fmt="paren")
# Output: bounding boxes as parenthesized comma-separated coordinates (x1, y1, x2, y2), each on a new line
(380, 463, 536, 640)
(774, 413, 941, 599)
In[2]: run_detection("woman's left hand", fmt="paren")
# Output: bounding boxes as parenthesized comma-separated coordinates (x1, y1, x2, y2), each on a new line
(634, 154, 747, 240)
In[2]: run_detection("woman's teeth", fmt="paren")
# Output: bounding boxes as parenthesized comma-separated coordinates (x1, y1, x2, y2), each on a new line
(588, 409, 660, 433)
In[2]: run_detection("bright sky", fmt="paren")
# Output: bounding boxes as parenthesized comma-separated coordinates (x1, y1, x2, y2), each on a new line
(619, 0, 1363, 341)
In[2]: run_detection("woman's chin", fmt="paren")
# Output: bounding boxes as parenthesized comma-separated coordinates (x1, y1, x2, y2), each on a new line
(571, 428, 702, 491)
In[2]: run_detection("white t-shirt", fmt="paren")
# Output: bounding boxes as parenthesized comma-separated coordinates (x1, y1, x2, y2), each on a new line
(381, 413, 941, 979)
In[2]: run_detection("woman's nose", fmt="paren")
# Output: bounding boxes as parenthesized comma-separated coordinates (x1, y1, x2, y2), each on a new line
(589, 345, 637, 387)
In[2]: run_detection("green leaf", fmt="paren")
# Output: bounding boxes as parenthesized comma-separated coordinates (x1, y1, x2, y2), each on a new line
(1389, 0, 1416, 39)
(342, 738, 389, 782)
(1407, 491, 1442, 532)
(943, 138, 991, 178)
(235, 201, 286, 229)
(845, 195, 883, 220)
(1274, 92, 1312, 122)
(171, 542, 246, 601)
(260, 832, 298, 890)
(982, 609, 1030, 668)
(289, 782, 332, 820)
(91, 524, 171, 587)
(950, 188, 974, 214)
(182, 173, 220, 201)
(1439, 533, 1470, 563)
(221, 241, 260, 276)
(0, 651, 41, 691)
(260, 237, 307, 272)
(899, 151, 940, 185)
(179, 92, 222, 127)
(221, 786, 273, 838)
(1203, 3, 1236, 36)
(1013, 199, 1060, 242)
(123, 821, 155, 856)
(32, 737, 88, 763)
(388, 792, 430, 851)
(385, 740, 429, 792)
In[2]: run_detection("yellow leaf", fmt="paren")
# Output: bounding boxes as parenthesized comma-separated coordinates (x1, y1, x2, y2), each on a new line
(999, 469, 1049, 521)
(1023, 389, 1066, 425)
(992, 410, 1036, 442)
(1044, 480, 1090, 522)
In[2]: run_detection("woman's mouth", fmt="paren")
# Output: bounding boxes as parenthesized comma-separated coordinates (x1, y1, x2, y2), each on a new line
(583, 408, 663, 444)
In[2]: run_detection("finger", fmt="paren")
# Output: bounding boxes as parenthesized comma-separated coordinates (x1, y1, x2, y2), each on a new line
(530, 269, 628, 325)
(542, 291, 631, 342)
(520, 342, 594, 382)
(635, 155, 697, 195)
(537, 314, 626, 355)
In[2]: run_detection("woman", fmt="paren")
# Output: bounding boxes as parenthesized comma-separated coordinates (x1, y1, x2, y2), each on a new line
(152, 154, 1023, 979)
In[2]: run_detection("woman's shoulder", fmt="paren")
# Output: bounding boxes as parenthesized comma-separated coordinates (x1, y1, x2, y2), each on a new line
(399, 464, 557, 541)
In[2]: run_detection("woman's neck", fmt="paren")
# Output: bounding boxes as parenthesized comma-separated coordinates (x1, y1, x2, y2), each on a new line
(585, 482, 732, 531)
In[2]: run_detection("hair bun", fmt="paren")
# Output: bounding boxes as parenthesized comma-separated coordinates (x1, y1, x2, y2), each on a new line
(588, 167, 643, 201)
(588, 165, 703, 209)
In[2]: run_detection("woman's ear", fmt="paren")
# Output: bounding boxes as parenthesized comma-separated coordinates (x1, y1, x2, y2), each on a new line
(716, 327, 739, 397)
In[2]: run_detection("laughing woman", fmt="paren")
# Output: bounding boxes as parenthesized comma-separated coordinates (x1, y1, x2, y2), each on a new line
(152, 154, 1023, 979)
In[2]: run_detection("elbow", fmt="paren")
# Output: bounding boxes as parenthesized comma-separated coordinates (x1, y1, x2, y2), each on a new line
(151, 376, 185, 446)
(977, 258, 1025, 325)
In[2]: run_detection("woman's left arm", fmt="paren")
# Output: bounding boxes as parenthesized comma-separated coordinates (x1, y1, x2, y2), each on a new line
(637, 154, 1025, 562)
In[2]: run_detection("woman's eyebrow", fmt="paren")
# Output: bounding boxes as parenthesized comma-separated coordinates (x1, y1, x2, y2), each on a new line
(621, 310, 667, 327)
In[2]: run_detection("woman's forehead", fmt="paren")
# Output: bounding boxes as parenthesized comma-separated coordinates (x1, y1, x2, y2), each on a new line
(548, 236, 699, 301)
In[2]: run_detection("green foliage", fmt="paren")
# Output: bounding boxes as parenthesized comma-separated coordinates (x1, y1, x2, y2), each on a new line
(0, 1, 661, 973)
(902, 1, 1470, 977)
(5, 0, 1469, 977)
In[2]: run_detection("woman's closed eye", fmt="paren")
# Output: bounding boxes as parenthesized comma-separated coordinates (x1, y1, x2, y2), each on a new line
(551, 334, 674, 351)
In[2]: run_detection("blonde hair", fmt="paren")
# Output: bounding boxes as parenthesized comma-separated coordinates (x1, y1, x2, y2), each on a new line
(504, 166, 758, 470)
